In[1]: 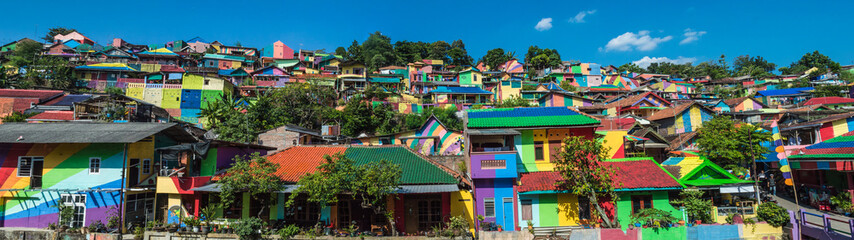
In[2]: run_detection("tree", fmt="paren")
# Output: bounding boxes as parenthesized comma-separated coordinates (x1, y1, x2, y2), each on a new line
(733, 55, 776, 77)
(553, 136, 618, 228)
(346, 40, 362, 61)
(494, 96, 532, 108)
(1, 111, 37, 122)
(359, 32, 398, 71)
(559, 80, 578, 93)
(812, 85, 848, 97)
(394, 40, 429, 65)
(219, 152, 285, 219)
(780, 51, 841, 76)
(617, 63, 645, 74)
(481, 48, 513, 71)
(233, 41, 242, 47)
(289, 153, 358, 222)
(402, 106, 463, 131)
(756, 202, 789, 227)
(525, 46, 561, 71)
(352, 159, 402, 236)
(428, 41, 451, 63)
(448, 40, 473, 69)
(21, 56, 75, 89)
(42, 27, 76, 43)
(9, 40, 44, 67)
(696, 116, 771, 167)
(671, 190, 713, 223)
(334, 47, 347, 56)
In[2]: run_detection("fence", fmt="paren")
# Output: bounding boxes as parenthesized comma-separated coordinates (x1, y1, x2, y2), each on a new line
(791, 209, 854, 240)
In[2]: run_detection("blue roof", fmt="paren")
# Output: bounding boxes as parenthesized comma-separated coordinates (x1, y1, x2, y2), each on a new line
(543, 82, 564, 91)
(428, 86, 493, 95)
(369, 77, 401, 83)
(756, 87, 814, 97)
(218, 69, 235, 76)
(468, 106, 581, 119)
(62, 40, 80, 48)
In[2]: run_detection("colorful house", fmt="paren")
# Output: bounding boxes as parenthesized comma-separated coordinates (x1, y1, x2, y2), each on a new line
(802, 97, 854, 109)
(261, 41, 294, 60)
(515, 158, 684, 231)
(186, 145, 472, 234)
(788, 131, 854, 208)
(578, 92, 672, 117)
(780, 112, 854, 146)
(458, 68, 484, 87)
(75, 63, 143, 90)
(0, 89, 65, 122)
(661, 156, 755, 208)
(428, 86, 493, 105)
(351, 115, 464, 156)
(0, 122, 196, 229)
(754, 87, 813, 107)
(465, 107, 600, 231)
(124, 73, 235, 126)
(538, 91, 596, 108)
(647, 102, 715, 136)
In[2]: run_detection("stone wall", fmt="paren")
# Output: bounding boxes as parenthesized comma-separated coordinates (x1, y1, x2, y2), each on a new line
(0, 228, 120, 240)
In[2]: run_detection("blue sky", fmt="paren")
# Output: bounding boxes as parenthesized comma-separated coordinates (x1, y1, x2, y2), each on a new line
(2, 0, 853, 68)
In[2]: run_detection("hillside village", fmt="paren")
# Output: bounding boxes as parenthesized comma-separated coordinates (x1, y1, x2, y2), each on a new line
(0, 29, 853, 240)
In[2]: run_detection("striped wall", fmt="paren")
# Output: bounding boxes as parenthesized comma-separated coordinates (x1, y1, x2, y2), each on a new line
(472, 178, 515, 231)
(733, 98, 764, 112)
(538, 94, 594, 107)
(517, 193, 581, 228)
(351, 117, 463, 155)
(0, 140, 154, 228)
(818, 115, 854, 142)
(666, 105, 714, 135)
(517, 128, 594, 172)
(125, 74, 233, 127)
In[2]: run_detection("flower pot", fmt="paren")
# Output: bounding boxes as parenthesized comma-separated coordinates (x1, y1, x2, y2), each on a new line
(201, 226, 209, 234)
(694, 220, 702, 225)
(678, 220, 685, 226)
(193, 226, 199, 232)
(634, 223, 642, 227)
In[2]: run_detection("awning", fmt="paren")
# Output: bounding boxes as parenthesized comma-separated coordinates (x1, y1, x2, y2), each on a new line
(720, 184, 755, 194)
(468, 129, 521, 136)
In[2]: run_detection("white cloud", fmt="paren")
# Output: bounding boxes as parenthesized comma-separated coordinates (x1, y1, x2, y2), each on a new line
(569, 10, 597, 23)
(632, 56, 697, 68)
(603, 30, 673, 52)
(535, 18, 553, 31)
(680, 28, 707, 45)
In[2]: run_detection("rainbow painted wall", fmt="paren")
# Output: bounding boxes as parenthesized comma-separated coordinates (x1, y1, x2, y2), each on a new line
(818, 115, 854, 141)
(659, 105, 715, 135)
(351, 116, 463, 155)
(538, 93, 595, 107)
(0, 139, 156, 228)
(125, 73, 234, 127)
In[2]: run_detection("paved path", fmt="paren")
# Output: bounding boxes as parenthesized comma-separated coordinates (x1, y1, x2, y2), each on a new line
(771, 194, 854, 235)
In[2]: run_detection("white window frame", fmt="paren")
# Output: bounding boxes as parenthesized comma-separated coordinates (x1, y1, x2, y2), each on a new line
(59, 193, 86, 228)
(89, 157, 101, 174)
(142, 159, 151, 174)
(17, 156, 43, 177)
(483, 198, 495, 218)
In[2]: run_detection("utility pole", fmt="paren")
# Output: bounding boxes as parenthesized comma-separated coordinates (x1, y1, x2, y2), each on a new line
(749, 128, 760, 204)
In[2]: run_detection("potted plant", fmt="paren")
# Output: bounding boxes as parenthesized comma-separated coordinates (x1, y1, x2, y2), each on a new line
(167, 223, 178, 233)
(183, 216, 201, 232)
(630, 208, 678, 229)
(48, 223, 57, 230)
(88, 220, 104, 234)
(527, 220, 534, 233)
(133, 226, 144, 240)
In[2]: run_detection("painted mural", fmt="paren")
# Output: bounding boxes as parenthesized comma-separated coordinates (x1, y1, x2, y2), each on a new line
(351, 116, 463, 155)
(538, 92, 595, 107)
(818, 114, 854, 141)
(0, 140, 154, 228)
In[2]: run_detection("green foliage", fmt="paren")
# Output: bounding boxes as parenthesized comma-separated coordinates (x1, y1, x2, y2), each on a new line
(200, 204, 218, 225)
(55, 204, 74, 227)
(812, 85, 848, 97)
(559, 80, 578, 92)
(448, 40, 473, 69)
(278, 224, 301, 239)
(219, 153, 284, 218)
(107, 206, 121, 229)
(525, 46, 561, 71)
(88, 220, 105, 232)
(734, 55, 777, 77)
(780, 51, 841, 75)
(182, 216, 201, 227)
(9, 40, 43, 68)
(481, 48, 515, 70)
(42, 27, 76, 42)
(830, 192, 853, 214)
(19, 56, 75, 90)
(724, 213, 736, 224)
(233, 217, 266, 240)
(105, 87, 124, 96)
(553, 136, 618, 228)
(1, 111, 37, 122)
(712, 86, 745, 100)
(428, 40, 451, 63)
(441, 215, 470, 238)
(671, 190, 713, 223)
(359, 31, 398, 71)
(631, 208, 678, 227)
(334, 47, 347, 56)
(394, 40, 429, 64)
(494, 96, 532, 108)
(756, 202, 789, 227)
(617, 63, 645, 74)
(697, 116, 772, 167)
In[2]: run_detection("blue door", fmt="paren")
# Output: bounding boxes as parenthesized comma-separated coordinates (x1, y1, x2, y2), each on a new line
(502, 197, 514, 231)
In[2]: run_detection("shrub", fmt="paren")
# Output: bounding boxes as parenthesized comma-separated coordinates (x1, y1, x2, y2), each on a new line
(277, 224, 300, 240)
(757, 202, 789, 227)
(233, 217, 266, 240)
(631, 208, 678, 228)
(672, 190, 713, 223)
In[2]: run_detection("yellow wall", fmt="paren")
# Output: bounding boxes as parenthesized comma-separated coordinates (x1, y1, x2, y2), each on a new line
(557, 193, 581, 226)
(155, 177, 180, 194)
(450, 190, 476, 234)
(342, 64, 366, 77)
(741, 223, 784, 240)
(127, 137, 155, 186)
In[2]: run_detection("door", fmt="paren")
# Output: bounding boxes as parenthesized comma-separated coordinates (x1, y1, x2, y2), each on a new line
(129, 159, 140, 187)
(30, 160, 43, 189)
(502, 198, 514, 231)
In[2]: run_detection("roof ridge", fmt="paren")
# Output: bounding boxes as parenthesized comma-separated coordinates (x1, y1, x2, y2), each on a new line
(398, 145, 471, 187)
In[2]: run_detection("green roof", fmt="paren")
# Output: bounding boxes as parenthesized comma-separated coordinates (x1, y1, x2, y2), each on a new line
(680, 159, 752, 186)
(466, 107, 599, 128)
(790, 154, 854, 159)
(344, 147, 458, 185)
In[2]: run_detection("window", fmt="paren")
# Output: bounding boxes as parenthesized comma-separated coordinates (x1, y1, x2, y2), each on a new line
(17, 157, 41, 177)
(631, 195, 653, 214)
(549, 140, 562, 162)
(484, 198, 495, 217)
(534, 141, 544, 161)
(521, 199, 533, 221)
(578, 197, 591, 220)
(60, 194, 86, 228)
(417, 199, 442, 231)
(204, 79, 210, 85)
(142, 159, 151, 174)
(89, 158, 101, 174)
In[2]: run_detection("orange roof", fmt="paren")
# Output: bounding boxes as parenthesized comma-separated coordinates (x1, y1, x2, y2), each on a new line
(266, 146, 346, 182)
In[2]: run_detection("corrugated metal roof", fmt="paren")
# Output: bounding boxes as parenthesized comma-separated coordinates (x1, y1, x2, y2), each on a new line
(396, 184, 459, 193)
(428, 86, 493, 95)
(517, 158, 682, 192)
(756, 87, 813, 97)
(0, 122, 195, 143)
(345, 147, 458, 185)
(266, 146, 347, 182)
(466, 107, 599, 128)
(467, 129, 521, 136)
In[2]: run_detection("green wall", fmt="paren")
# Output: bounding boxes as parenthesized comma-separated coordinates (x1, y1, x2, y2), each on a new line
(616, 191, 684, 231)
(200, 148, 218, 176)
(641, 226, 687, 240)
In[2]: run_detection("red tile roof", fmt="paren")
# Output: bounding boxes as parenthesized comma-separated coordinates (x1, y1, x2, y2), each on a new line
(0, 89, 64, 100)
(517, 159, 681, 192)
(266, 146, 346, 182)
(27, 111, 74, 121)
(802, 97, 854, 106)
